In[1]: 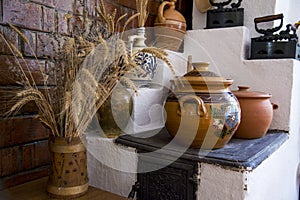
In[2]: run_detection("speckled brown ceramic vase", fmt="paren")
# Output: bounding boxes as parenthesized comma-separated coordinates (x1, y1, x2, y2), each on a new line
(232, 86, 278, 139)
(164, 62, 241, 149)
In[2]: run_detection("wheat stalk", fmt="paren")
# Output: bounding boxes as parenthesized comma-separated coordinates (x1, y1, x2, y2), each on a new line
(136, 47, 176, 75)
(8, 23, 29, 44)
(121, 13, 140, 37)
(116, 13, 128, 33)
(136, 0, 149, 27)
(8, 23, 49, 88)
(120, 76, 138, 95)
(0, 33, 33, 87)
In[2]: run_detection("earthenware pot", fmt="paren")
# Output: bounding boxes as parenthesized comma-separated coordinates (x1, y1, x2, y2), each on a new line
(232, 86, 278, 139)
(154, 0, 186, 51)
(164, 62, 240, 149)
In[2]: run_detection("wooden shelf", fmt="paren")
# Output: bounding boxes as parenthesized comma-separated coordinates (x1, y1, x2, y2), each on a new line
(0, 177, 127, 200)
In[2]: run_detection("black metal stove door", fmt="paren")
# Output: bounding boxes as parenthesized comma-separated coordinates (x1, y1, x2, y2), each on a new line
(137, 153, 197, 200)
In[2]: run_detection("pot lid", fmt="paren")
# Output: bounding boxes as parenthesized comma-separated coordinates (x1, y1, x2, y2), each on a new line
(184, 62, 219, 77)
(171, 62, 233, 92)
(182, 62, 232, 84)
(233, 86, 272, 98)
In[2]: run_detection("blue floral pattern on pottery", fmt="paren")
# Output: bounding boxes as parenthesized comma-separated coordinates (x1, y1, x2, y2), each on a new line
(209, 93, 240, 139)
(134, 52, 157, 79)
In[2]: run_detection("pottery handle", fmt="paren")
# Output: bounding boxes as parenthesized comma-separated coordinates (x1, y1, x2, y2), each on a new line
(272, 103, 279, 110)
(157, 1, 175, 23)
(177, 95, 207, 117)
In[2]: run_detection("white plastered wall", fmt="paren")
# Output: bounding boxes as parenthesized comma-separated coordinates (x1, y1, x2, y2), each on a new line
(189, 0, 300, 198)
(193, 0, 300, 38)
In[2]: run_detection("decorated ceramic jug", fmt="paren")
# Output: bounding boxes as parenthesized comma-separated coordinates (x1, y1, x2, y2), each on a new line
(154, 0, 186, 51)
(128, 27, 157, 87)
(164, 62, 240, 149)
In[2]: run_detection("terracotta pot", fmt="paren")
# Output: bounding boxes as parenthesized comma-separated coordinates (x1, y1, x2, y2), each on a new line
(232, 86, 278, 139)
(154, 0, 186, 51)
(164, 62, 240, 149)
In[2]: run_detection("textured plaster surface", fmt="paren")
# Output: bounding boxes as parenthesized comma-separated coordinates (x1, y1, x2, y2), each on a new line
(197, 163, 245, 200)
(245, 65, 300, 199)
(130, 88, 165, 133)
(86, 132, 137, 197)
(245, 139, 300, 200)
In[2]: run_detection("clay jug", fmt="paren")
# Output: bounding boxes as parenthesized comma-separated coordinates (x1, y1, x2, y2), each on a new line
(155, 0, 186, 32)
(154, 0, 186, 51)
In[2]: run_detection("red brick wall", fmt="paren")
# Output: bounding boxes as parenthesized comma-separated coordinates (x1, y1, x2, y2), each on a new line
(0, 0, 192, 190)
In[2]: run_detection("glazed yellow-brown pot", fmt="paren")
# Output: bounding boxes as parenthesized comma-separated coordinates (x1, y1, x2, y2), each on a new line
(232, 86, 278, 139)
(164, 62, 240, 149)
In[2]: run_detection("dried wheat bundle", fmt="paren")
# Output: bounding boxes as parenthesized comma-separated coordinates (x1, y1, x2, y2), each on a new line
(136, 0, 149, 27)
(96, 0, 140, 36)
(71, 37, 138, 138)
(2, 2, 175, 141)
(1, 28, 134, 141)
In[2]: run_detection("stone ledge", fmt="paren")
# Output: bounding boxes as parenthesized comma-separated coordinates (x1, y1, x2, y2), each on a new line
(115, 128, 288, 170)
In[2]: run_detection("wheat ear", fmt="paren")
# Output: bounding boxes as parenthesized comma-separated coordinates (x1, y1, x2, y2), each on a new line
(121, 13, 140, 38)
(0, 33, 32, 87)
(8, 24, 45, 88)
(116, 13, 128, 33)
